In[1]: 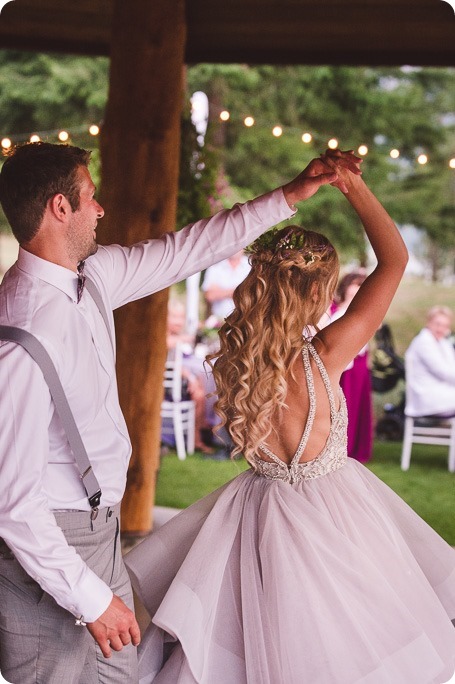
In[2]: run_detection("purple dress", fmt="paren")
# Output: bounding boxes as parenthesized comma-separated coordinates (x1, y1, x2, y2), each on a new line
(125, 343, 455, 684)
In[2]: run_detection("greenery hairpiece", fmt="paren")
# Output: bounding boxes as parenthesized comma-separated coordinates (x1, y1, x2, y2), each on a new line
(245, 227, 328, 264)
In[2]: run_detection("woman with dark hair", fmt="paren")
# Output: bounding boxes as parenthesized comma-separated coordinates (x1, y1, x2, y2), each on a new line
(126, 150, 455, 684)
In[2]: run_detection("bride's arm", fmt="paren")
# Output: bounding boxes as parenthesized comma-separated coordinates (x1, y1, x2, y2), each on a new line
(315, 155, 408, 374)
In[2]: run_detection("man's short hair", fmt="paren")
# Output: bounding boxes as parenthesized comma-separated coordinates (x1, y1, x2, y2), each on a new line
(0, 142, 91, 244)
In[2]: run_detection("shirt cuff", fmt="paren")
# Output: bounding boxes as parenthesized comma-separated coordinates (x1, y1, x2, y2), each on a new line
(247, 187, 297, 227)
(66, 566, 113, 623)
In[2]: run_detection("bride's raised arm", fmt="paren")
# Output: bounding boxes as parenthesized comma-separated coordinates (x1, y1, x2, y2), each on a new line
(315, 150, 408, 373)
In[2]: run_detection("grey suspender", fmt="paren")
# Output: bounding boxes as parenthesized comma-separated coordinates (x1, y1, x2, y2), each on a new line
(0, 277, 112, 513)
(85, 278, 114, 352)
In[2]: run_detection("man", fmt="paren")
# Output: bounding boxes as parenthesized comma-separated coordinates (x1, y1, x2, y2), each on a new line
(0, 141, 342, 683)
(202, 249, 250, 321)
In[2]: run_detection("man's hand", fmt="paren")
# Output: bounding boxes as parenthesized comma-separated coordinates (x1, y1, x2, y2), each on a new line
(86, 594, 141, 658)
(321, 149, 363, 194)
(282, 151, 362, 207)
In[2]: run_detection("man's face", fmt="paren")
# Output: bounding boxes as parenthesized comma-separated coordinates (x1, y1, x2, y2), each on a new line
(66, 166, 104, 264)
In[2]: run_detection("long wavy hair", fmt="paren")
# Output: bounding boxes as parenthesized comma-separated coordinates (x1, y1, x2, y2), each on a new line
(208, 226, 339, 464)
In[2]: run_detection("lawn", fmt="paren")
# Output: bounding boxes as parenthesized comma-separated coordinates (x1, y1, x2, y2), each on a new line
(155, 441, 455, 545)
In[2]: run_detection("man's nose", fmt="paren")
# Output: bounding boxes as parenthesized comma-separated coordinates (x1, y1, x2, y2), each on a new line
(96, 202, 105, 219)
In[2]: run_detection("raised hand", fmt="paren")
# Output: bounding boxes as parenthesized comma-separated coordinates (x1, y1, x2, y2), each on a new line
(321, 149, 363, 194)
(86, 594, 141, 658)
(282, 152, 362, 207)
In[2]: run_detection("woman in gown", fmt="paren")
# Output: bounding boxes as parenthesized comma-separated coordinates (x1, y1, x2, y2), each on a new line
(125, 149, 455, 684)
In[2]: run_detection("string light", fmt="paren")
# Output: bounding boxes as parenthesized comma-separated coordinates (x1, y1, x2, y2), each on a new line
(1, 115, 453, 169)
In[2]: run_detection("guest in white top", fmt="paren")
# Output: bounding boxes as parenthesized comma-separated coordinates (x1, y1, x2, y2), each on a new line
(405, 305, 455, 418)
(0, 141, 343, 683)
(202, 250, 251, 320)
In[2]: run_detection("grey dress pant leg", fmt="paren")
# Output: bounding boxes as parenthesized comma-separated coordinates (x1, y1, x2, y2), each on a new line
(0, 504, 139, 684)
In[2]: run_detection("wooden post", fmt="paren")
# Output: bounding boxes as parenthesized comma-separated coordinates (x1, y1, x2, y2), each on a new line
(97, 0, 186, 534)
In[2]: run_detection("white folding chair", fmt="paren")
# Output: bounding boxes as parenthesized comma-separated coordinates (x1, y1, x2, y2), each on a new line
(161, 344, 196, 461)
(401, 415, 455, 472)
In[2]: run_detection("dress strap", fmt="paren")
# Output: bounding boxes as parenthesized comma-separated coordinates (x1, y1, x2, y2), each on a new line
(289, 344, 317, 464)
(257, 341, 337, 467)
(258, 344, 317, 466)
(305, 341, 337, 421)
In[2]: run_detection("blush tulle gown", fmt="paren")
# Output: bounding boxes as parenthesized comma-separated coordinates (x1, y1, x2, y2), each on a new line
(125, 342, 455, 684)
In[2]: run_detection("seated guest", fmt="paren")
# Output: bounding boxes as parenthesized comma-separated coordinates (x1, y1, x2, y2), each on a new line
(165, 300, 213, 453)
(202, 250, 250, 321)
(405, 305, 455, 418)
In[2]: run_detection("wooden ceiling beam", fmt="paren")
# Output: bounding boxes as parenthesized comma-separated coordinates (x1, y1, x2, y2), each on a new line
(0, 0, 453, 66)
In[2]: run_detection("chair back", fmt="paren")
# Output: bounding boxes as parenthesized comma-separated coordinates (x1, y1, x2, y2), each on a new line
(164, 344, 184, 403)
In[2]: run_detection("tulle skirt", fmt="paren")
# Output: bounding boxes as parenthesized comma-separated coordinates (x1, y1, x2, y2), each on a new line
(125, 460, 455, 684)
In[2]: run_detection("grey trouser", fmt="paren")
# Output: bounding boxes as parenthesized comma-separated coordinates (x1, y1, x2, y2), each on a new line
(0, 504, 139, 684)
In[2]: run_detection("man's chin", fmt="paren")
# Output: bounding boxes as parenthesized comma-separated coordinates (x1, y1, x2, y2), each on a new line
(85, 242, 99, 259)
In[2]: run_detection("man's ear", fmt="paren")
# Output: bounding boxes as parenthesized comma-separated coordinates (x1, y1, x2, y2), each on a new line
(48, 193, 70, 223)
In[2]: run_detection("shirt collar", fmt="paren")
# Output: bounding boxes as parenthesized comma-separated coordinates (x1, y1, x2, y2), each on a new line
(17, 247, 79, 303)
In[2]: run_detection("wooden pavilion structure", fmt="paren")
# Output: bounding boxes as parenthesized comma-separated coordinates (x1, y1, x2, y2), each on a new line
(0, 0, 454, 533)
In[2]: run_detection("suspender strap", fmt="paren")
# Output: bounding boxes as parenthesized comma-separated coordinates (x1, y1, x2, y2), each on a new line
(0, 325, 102, 511)
(85, 277, 114, 352)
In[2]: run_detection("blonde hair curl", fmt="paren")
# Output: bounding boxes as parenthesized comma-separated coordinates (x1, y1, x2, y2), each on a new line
(208, 226, 339, 464)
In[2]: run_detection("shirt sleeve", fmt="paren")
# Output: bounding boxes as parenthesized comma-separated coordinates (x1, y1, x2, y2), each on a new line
(0, 341, 113, 622)
(86, 187, 295, 310)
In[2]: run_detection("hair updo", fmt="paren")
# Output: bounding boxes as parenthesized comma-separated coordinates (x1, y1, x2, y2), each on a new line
(208, 225, 339, 464)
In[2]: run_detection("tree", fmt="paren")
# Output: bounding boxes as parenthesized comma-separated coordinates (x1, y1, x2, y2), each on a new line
(187, 64, 455, 266)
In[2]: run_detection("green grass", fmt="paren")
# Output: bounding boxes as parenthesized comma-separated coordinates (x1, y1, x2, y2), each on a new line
(156, 442, 455, 545)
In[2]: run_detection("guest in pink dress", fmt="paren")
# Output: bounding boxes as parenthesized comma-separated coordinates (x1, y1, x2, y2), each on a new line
(332, 271, 373, 463)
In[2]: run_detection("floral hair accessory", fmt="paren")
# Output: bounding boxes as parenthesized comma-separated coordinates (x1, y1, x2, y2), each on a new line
(245, 227, 333, 263)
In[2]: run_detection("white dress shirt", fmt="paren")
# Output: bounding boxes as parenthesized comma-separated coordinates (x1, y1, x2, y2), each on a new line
(0, 188, 295, 622)
(202, 254, 251, 319)
(405, 327, 455, 417)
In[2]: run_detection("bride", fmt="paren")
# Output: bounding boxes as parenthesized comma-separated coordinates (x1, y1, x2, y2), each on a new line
(125, 150, 455, 684)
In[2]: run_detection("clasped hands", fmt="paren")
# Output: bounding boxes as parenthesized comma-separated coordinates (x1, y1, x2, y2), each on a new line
(283, 148, 363, 207)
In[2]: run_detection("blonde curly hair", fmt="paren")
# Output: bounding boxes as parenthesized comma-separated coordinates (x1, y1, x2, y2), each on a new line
(208, 225, 339, 464)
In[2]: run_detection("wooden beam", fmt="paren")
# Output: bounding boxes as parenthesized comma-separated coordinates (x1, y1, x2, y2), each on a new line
(97, 0, 186, 534)
(0, 0, 453, 65)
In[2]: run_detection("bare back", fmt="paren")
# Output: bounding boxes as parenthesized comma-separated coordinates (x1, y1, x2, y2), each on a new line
(254, 342, 345, 468)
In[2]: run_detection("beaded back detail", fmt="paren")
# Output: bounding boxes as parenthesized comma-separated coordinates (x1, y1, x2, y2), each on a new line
(251, 342, 348, 483)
